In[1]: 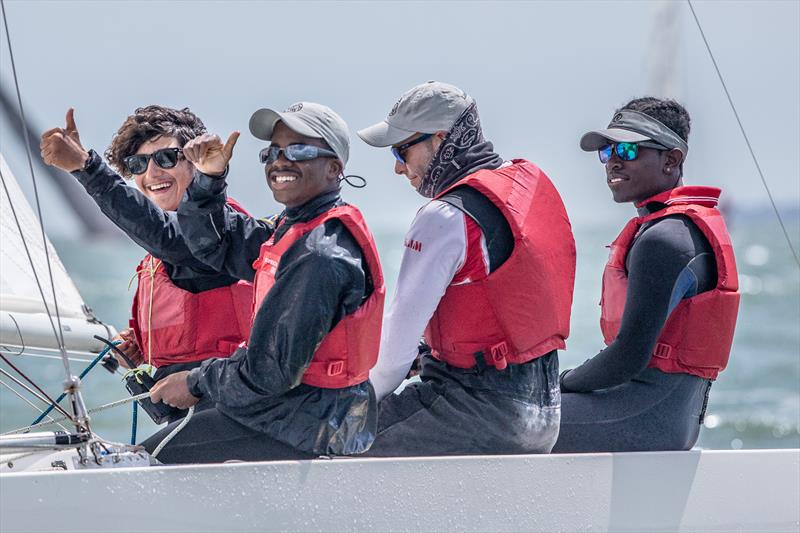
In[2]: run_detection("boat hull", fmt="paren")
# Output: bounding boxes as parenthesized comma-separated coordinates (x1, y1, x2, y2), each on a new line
(1, 449, 798, 532)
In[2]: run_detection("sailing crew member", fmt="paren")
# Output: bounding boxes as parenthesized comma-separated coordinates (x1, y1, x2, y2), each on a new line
(554, 98, 740, 452)
(357, 81, 576, 456)
(143, 102, 384, 463)
(40, 106, 253, 422)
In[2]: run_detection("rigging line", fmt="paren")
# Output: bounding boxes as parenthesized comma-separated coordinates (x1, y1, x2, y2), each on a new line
(0, 349, 95, 365)
(0, 378, 71, 433)
(3, 392, 151, 435)
(687, 0, 800, 269)
(0, 354, 74, 421)
(1, 313, 24, 355)
(0, 367, 74, 422)
(29, 342, 115, 428)
(0, 0, 71, 370)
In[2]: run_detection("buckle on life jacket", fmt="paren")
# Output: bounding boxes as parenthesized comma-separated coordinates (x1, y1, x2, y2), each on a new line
(326, 360, 345, 377)
(489, 341, 509, 371)
(652, 342, 673, 359)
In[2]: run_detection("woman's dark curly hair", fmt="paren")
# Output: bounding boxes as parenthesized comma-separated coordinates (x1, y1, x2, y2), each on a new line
(617, 97, 691, 142)
(106, 105, 206, 177)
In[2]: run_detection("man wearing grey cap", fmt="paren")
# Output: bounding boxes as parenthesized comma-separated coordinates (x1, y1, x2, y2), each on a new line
(357, 81, 576, 456)
(142, 102, 386, 463)
(554, 97, 739, 453)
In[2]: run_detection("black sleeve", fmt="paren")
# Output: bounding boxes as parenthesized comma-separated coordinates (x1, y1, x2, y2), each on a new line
(186, 220, 366, 404)
(176, 170, 275, 282)
(561, 216, 714, 392)
(71, 150, 206, 267)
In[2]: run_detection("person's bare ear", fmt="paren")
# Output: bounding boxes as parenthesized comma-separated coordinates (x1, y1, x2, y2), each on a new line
(327, 158, 343, 181)
(431, 130, 448, 151)
(663, 149, 684, 175)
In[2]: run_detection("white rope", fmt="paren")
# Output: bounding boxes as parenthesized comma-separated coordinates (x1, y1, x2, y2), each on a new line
(3, 392, 151, 435)
(151, 405, 194, 459)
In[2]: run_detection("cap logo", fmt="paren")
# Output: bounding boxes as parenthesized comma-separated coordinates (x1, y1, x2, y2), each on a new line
(286, 103, 303, 113)
(389, 100, 400, 117)
(612, 113, 623, 123)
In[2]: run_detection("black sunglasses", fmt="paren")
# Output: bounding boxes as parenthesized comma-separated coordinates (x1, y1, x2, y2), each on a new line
(391, 134, 433, 164)
(259, 144, 338, 165)
(123, 148, 183, 176)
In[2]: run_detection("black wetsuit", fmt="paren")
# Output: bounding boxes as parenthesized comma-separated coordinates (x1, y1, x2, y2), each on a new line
(141, 173, 376, 463)
(554, 202, 717, 453)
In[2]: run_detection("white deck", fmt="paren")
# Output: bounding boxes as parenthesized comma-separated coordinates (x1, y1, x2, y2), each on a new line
(1, 449, 798, 532)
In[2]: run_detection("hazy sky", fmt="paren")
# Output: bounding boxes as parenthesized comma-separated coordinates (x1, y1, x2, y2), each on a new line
(1, 0, 798, 238)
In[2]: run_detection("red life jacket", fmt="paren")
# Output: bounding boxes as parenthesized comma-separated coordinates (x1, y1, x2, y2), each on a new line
(425, 159, 576, 370)
(129, 198, 254, 367)
(251, 204, 385, 389)
(600, 186, 740, 380)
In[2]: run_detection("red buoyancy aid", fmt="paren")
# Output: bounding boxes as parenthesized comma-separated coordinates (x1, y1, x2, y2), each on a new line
(425, 159, 577, 370)
(251, 204, 385, 389)
(129, 198, 254, 367)
(600, 186, 740, 380)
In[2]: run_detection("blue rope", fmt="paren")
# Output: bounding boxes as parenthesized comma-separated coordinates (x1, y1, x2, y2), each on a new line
(130, 401, 138, 444)
(29, 340, 120, 427)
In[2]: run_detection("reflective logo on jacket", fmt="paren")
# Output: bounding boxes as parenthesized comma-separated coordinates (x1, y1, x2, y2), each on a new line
(425, 159, 577, 370)
(251, 205, 385, 389)
(129, 198, 254, 367)
(600, 186, 740, 379)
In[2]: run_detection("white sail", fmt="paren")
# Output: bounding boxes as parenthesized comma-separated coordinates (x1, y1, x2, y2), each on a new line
(0, 154, 114, 354)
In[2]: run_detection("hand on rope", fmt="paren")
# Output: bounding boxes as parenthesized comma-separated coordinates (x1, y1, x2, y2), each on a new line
(149, 371, 200, 410)
(182, 131, 240, 177)
(39, 108, 90, 173)
(112, 328, 143, 369)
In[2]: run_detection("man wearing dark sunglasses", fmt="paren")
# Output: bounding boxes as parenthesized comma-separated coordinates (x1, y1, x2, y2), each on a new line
(356, 81, 576, 457)
(40, 106, 254, 423)
(554, 98, 739, 453)
(142, 102, 385, 464)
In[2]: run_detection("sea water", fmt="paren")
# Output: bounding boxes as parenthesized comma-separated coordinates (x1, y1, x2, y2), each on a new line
(1, 215, 798, 450)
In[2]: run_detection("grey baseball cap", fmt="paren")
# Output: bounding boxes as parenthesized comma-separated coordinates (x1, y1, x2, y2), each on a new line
(249, 102, 350, 165)
(357, 81, 474, 147)
(580, 109, 689, 155)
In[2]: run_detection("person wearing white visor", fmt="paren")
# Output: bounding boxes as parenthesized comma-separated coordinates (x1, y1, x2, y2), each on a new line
(554, 97, 739, 453)
(143, 102, 386, 463)
(357, 81, 576, 457)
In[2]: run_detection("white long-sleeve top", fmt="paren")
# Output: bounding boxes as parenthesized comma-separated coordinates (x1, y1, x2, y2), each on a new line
(371, 199, 490, 401)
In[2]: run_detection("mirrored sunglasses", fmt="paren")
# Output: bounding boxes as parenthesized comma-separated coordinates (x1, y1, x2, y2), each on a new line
(598, 141, 666, 164)
(259, 144, 338, 165)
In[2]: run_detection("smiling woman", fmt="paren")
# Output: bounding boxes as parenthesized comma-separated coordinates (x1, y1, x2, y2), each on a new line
(128, 138, 192, 212)
(38, 104, 255, 424)
(105, 106, 205, 212)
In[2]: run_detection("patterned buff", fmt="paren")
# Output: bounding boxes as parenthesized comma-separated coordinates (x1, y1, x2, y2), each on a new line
(419, 103, 504, 198)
